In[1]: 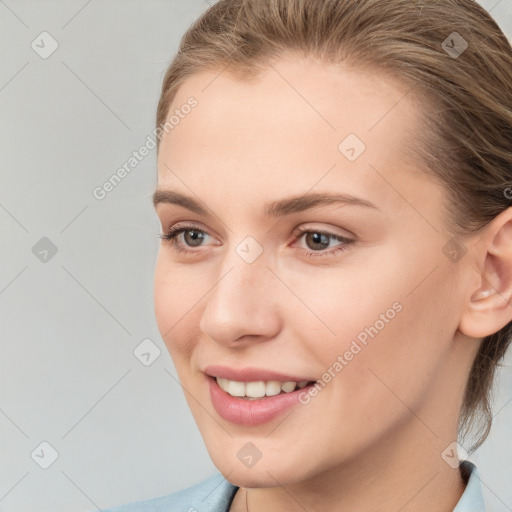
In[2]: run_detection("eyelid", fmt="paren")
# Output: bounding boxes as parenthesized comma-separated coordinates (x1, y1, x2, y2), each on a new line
(291, 223, 355, 240)
(164, 221, 218, 241)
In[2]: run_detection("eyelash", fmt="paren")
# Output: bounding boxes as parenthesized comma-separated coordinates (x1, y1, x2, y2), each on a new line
(159, 224, 353, 259)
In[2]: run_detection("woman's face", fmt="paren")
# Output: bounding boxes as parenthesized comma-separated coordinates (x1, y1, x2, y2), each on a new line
(153, 55, 478, 487)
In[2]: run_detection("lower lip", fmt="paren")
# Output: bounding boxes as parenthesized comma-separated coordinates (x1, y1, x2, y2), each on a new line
(208, 376, 313, 426)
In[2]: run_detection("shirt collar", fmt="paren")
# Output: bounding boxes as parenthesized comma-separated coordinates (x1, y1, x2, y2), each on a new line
(452, 459, 486, 511)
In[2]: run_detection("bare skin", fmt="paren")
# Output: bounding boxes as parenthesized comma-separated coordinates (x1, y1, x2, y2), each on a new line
(153, 54, 512, 512)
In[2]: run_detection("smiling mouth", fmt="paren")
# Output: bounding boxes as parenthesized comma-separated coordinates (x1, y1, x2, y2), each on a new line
(207, 373, 318, 426)
(213, 376, 315, 399)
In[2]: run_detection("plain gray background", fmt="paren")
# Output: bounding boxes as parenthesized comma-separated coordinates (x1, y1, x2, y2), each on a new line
(0, 0, 511, 511)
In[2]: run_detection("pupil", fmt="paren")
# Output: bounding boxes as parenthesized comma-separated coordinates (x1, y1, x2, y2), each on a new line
(308, 232, 328, 250)
(185, 230, 204, 246)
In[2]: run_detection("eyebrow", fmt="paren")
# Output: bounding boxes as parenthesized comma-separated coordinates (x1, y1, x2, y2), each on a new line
(152, 188, 379, 217)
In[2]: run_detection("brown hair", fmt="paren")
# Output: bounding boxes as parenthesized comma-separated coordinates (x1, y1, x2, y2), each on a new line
(156, 0, 512, 453)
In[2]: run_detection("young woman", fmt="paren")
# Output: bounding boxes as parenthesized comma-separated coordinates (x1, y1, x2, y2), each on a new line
(106, 0, 512, 510)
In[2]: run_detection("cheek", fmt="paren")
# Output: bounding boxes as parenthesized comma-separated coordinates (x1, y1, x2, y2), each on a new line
(307, 246, 461, 405)
(153, 255, 174, 339)
(153, 254, 204, 360)
(327, 264, 460, 427)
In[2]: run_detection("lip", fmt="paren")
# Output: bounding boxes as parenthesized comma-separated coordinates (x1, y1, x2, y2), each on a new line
(206, 372, 316, 427)
(204, 365, 315, 383)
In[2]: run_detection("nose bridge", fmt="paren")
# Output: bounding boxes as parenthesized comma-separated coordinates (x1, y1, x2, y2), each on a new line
(199, 236, 280, 345)
(216, 233, 271, 296)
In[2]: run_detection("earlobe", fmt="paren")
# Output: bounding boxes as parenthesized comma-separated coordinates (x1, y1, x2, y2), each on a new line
(458, 207, 512, 339)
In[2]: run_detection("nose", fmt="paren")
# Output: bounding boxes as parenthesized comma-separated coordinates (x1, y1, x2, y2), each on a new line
(199, 246, 282, 348)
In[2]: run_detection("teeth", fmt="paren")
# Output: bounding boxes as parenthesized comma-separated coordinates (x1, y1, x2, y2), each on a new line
(266, 381, 282, 396)
(216, 377, 311, 398)
(281, 381, 297, 393)
(245, 381, 266, 398)
(227, 380, 245, 397)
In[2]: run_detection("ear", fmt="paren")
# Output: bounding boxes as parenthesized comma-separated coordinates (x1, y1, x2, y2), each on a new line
(458, 206, 512, 338)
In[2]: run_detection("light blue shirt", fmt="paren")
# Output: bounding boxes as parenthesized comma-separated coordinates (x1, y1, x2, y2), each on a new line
(104, 459, 485, 511)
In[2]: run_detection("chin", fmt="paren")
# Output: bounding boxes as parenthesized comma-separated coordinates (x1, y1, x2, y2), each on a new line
(218, 465, 302, 489)
(208, 448, 313, 489)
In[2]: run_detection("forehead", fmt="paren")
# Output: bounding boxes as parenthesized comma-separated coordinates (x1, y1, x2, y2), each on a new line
(156, 55, 431, 214)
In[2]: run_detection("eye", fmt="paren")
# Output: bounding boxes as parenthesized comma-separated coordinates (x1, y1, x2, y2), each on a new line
(293, 228, 353, 258)
(159, 224, 211, 255)
(159, 224, 354, 259)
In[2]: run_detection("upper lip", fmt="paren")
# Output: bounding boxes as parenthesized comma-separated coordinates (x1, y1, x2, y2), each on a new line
(204, 365, 315, 383)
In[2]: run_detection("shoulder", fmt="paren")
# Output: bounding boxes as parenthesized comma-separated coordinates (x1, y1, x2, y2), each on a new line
(103, 473, 239, 512)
